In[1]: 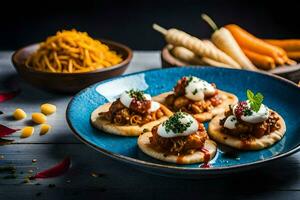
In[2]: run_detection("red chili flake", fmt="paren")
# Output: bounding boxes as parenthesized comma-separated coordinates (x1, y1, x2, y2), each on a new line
(0, 90, 20, 103)
(30, 157, 71, 179)
(0, 124, 19, 137)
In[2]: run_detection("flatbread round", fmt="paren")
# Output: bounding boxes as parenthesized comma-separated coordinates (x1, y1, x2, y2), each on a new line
(91, 103, 173, 137)
(208, 111, 286, 150)
(138, 131, 217, 164)
(153, 90, 238, 122)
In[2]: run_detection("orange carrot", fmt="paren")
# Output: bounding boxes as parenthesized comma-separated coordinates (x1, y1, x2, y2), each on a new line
(264, 39, 300, 51)
(225, 24, 289, 65)
(286, 51, 300, 61)
(242, 48, 276, 70)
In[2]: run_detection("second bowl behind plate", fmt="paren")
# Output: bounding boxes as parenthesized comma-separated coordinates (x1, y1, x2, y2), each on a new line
(12, 40, 132, 93)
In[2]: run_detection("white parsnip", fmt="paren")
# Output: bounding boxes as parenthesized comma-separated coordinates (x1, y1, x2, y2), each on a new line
(201, 57, 233, 68)
(153, 24, 241, 68)
(212, 28, 257, 70)
(201, 14, 257, 71)
(202, 40, 218, 49)
(172, 46, 233, 68)
(171, 46, 206, 65)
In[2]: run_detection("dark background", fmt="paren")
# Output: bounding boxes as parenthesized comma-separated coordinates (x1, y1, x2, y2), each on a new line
(1, 0, 300, 50)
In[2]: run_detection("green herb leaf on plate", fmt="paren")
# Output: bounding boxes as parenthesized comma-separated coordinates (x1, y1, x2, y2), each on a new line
(246, 89, 264, 112)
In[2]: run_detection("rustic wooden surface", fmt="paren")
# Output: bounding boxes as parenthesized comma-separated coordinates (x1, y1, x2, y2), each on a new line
(0, 51, 299, 200)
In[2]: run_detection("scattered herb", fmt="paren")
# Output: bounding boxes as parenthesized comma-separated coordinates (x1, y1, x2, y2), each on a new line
(243, 109, 253, 116)
(247, 89, 264, 112)
(0, 138, 14, 145)
(0, 166, 16, 173)
(192, 89, 198, 95)
(163, 112, 193, 134)
(126, 89, 145, 101)
(30, 157, 71, 179)
(187, 76, 194, 84)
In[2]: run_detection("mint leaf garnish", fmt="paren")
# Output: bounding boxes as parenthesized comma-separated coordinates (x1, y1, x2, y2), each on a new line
(246, 89, 264, 112)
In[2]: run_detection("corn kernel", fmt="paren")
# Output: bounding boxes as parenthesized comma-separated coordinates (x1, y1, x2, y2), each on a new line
(32, 113, 47, 124)
(21, 126, 34, 138)
(13, 108, 27, 120)
(40, 124, 51, 135)
(41, 103, 56, 115)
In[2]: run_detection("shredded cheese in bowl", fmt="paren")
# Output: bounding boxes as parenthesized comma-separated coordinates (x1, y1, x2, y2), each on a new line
(25, 29, 123, 73)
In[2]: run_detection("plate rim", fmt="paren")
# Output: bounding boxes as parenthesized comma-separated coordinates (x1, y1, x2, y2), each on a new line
(66, 66, 300, 172)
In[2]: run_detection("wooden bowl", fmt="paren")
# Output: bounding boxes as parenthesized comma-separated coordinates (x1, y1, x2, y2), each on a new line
(12, 40, 133, 93)
(161, 45, 300, 83)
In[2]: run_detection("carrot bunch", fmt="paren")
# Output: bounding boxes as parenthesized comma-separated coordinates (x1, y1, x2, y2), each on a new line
(153, 15, 298, 71)
(225, 24, 296, 69)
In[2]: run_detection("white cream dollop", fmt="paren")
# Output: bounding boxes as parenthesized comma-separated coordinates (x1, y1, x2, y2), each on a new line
(120, 91, 133, 108)
(224, 115, 238, 129)
(184, 76, 216, 101)
(148, 102, 160, 113)
(119, 90, 160, 113)
(233, 101, 270, 124)
(157, 113, 198, 138)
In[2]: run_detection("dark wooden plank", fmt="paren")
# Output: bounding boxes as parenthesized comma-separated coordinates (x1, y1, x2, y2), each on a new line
(0, 144, 299, 200)
(0, 188, 299, 200)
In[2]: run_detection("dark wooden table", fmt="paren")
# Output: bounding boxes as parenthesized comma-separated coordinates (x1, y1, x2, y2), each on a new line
(0, 51, 299, 200)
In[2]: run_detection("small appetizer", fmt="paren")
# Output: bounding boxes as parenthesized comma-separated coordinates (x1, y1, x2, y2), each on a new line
(91, 89, 173, 136)
(208, 90, 286, 150)
(138, 112, 217, 164)
(153, 76, 238, 122)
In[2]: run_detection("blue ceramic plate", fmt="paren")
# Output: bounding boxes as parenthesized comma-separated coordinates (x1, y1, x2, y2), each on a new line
(66, 67, 300, 178)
